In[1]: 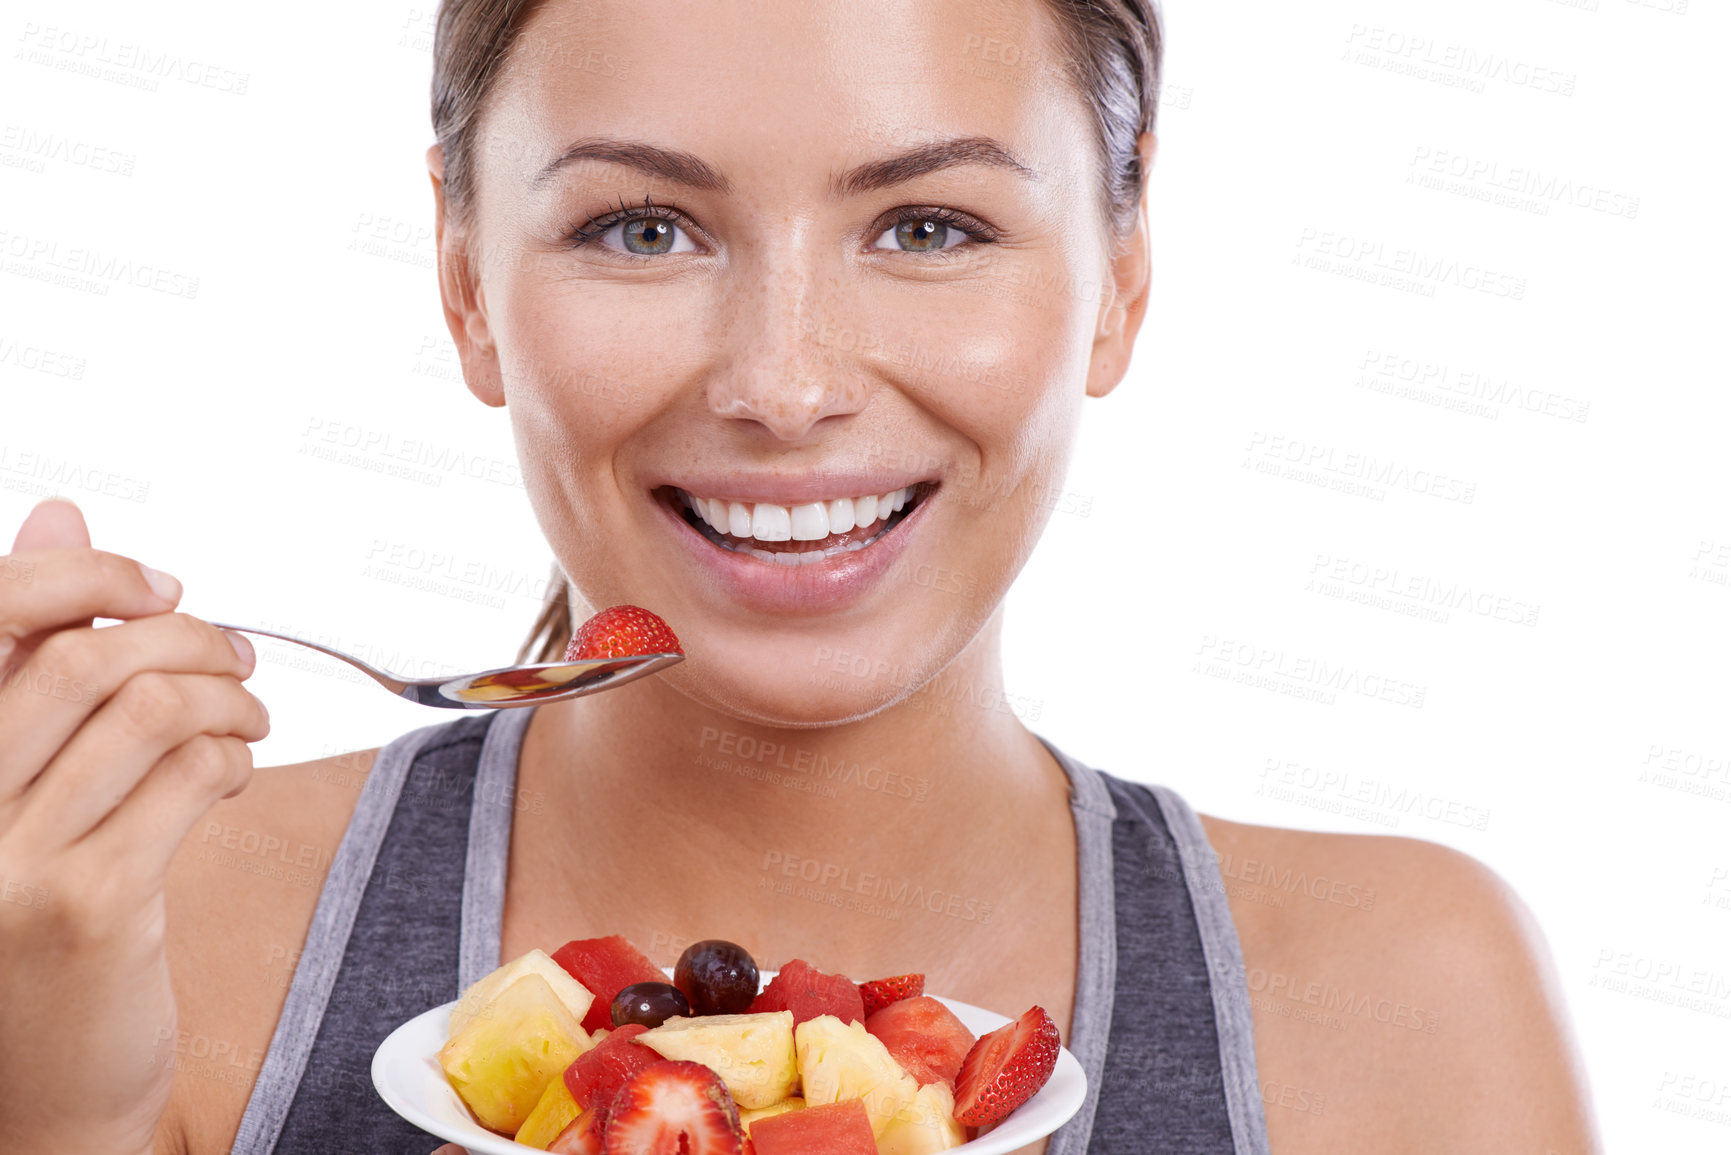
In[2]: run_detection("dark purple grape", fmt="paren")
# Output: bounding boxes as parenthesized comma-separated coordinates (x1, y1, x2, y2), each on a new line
(610, 981, 691, 1029)
(674, 939, 759, 1015)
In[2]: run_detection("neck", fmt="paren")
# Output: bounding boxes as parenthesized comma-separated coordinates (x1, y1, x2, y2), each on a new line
(513, 609, 1072, 967)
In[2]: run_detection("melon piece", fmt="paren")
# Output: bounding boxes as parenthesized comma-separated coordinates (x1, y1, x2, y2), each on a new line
(438, 973, 590, 1134)
(738, 1096, 805, 1127)
(562, 1022, 661, 1108)
(514, 1072, 583, 1149)
(794, 1014, 920, 1137)
(750, 1098, 877, 1155)
(451, 948, 597, 1037)
(877, 1081, 967, 1154)
(748, 959, 865, 1026)
(635, 1011, 799, 1108)
(865, 996, 976, 1088)
(552, 934, 668, 1034)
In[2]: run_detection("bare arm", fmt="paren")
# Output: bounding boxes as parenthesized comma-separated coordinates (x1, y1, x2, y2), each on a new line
(1202, 817, 1601, 1154)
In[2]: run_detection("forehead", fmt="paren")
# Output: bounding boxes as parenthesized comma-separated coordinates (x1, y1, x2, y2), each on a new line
(480, 0, 1095, 193)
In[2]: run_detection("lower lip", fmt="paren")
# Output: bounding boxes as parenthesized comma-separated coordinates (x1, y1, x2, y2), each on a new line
(657, 492, 932, 614)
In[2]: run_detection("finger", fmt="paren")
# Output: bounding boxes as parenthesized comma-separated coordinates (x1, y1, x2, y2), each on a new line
(80, 734, 257, 881)
(0, 548, 182, 670)
(8, 671, 269, 852)
(0, 613, 254, 800)
(9, 498, 90, 552)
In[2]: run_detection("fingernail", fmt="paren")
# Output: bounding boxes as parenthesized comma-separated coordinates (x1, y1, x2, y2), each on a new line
(224, 629, 255, 666)
(140, 565, 182, 603)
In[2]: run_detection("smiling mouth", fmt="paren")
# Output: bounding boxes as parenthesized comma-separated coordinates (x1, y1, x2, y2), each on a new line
(659, 483, 936, 566)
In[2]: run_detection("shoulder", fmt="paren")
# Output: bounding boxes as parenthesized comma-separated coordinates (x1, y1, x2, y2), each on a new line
(159, 748, 379, 1154)
(1194, 814, 1601, 1155)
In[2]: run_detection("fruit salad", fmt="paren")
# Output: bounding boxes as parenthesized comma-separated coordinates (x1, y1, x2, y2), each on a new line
(435, 935, 1061, 1154)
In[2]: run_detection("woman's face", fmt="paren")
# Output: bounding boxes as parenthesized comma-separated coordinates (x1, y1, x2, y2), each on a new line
(440, 0, 1146, 725)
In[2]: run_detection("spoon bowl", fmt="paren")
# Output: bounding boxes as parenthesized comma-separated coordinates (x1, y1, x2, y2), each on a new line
(211, 622, 682, 708)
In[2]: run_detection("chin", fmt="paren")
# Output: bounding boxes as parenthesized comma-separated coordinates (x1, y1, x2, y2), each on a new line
(655, 624, 948, 730)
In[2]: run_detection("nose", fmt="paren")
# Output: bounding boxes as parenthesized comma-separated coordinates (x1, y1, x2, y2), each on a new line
(705, 246, 873, 441)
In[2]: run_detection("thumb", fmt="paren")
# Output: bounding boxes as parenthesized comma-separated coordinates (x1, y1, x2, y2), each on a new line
(428, 1146, 470, 1155)
(11, 498, 91, 552)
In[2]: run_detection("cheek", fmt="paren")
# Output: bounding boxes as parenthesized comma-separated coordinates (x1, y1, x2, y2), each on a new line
(863, 265, 1097, 482)
(492, 269, 710, 476)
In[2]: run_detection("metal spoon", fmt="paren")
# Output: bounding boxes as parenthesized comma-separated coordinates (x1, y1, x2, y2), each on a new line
(210, 622, 682, 709)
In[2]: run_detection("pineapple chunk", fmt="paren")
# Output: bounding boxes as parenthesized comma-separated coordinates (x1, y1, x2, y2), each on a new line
(438, 974, 590, 1134)
(514, 1074, 582, 1150)
(636, 1011, 799, 1108)
(450, 949, 596, 1036)
(794, 1014, 920, 1137)
(878, 1080, 967, 1154)
(737, 1095, 805, 1127)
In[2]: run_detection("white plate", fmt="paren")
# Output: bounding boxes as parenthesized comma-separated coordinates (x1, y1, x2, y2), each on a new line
(372, 972, 1086, 1155)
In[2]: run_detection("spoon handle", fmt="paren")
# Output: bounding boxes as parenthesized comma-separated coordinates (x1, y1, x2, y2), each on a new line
(208, 622, 410, 693)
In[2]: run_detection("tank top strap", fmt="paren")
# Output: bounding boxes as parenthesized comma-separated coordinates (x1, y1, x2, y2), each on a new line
(1147, 785, 1272, 1155)
(1092, 774, 1272, 1155)
(460, 705, 533, 988)
(233, 708, 527, 1155)
(1036, 736, 1120, 1155)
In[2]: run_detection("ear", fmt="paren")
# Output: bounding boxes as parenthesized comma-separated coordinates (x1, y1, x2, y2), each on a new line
(1084, 132, 1156, 400)
(428, 144, 505, 408)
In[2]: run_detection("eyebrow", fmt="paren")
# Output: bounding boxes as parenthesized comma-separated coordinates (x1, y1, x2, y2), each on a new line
(531, 134, 1035, 198)
(833, 136, 1037, 196)
(532, 138, 732, 192)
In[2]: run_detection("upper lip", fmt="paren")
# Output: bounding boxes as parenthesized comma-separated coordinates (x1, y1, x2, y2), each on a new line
(653, 472, 940, 505)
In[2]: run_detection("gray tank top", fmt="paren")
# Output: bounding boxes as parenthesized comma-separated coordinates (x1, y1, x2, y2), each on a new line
(230, 709, 1270, 1154)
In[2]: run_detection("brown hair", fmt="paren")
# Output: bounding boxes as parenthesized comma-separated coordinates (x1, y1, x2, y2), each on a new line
(430, 0, 1165, 663)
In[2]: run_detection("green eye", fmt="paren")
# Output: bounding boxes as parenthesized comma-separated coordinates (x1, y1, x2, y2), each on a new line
(602, 215, 695, 255)
(898, 219, 946, 251)
(873, 215, 971, 253)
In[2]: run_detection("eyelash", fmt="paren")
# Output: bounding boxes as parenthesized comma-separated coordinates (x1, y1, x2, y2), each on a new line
(560, 197, 1001, 253)
(562, 195, 683, 249)
(879, 205, 1002, 248)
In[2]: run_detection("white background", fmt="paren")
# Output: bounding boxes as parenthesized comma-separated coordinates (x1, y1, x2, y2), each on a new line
(3, 0, 1727, 1149)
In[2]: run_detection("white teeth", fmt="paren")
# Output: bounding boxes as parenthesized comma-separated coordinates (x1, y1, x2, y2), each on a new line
(728, 501, 753, 538)
(790, 503, 829, 541)
(751, 503, 792, 542)
(680, 485, 922, 553)
(826, 498, 856, 534)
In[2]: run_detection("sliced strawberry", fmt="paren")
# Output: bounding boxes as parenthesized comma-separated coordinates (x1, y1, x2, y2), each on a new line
(857, 973, 925, 1017)
(563, 1024, 660, 1109)
(566, 605, 683, 661)
(746, 959, 864, 1026)
(952, 1005, 1061, 1128)
(602, 1059, 743, 1155)
(549, 1098, 612, 1154)
(866, 995, 975, 1088)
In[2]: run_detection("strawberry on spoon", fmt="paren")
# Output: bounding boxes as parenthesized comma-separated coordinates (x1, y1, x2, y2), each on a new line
(567, 606, 684, 661)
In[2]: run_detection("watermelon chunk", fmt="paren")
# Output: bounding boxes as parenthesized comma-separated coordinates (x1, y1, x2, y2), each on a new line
(865, 995, 977, 1088)
(749, 1098, 877, 1155)
(562, 1023, 659, 1108)
(748, 959, 865, 1027)
(552, 934, 666, 1034)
